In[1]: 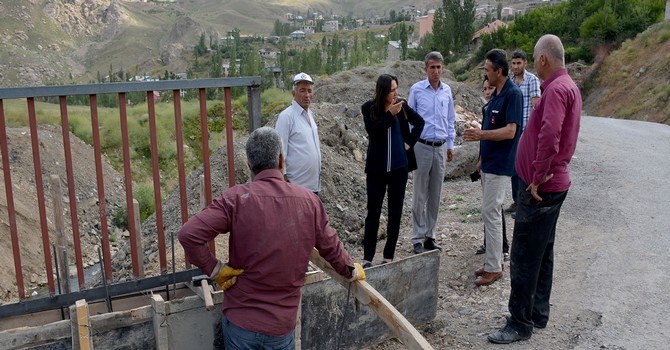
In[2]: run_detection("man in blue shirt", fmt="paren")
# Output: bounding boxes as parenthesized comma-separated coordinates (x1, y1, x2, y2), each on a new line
(408, 52, 456, 254)
(463, 49, 522, 286)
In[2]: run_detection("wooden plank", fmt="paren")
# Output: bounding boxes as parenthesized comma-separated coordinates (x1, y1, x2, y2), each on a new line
(309, 249, 434, 350)
(151, 294, 169, 350)
(50, 175, 70, 294)
(74, 299, 93, 350)
(0, 320, 70, 350)
(133, 199, 144, 278)
(89, 305, 153, 332)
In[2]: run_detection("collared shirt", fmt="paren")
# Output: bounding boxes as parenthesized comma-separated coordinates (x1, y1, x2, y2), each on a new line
(178, 169, 355, 337)
(408, 79, 456, 149)
(510, 69, 541, 130)
(275, 99, 321, 192)
(481, 78, 523, 176)
(516, 68, 582, 192)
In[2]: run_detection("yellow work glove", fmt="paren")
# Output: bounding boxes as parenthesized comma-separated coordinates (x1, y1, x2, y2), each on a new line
(347, 263, 367, 282)
(209, 261, 244, 291)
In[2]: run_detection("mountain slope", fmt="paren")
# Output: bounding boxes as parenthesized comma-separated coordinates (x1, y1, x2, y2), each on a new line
(584, 22, 670, 124)
(0, 0, 440, 87)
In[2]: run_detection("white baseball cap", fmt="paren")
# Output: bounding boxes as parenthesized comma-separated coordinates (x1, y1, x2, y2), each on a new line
(293, 72, 314, 85)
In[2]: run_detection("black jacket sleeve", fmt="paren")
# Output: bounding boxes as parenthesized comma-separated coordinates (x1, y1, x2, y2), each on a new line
(362, 100, 396, 138)
(400, 103, 424, 146)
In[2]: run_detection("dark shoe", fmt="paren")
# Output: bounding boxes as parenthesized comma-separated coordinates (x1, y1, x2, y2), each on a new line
(504, 203, 517, 213)
(487, 324, 531, 344)
(475, 244, 486, 255)
(474, 271, 502, 286)
(511, 211, 516, 220)
(533, 323, 547, 329)
(503, 252, 510, 262)
(423, 238, 442, 251)
(413, 243, 425, 254)
(362, 262, 373, 269)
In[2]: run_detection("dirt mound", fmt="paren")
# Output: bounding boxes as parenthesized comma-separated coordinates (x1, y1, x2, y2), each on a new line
(0, 125, 126, 301)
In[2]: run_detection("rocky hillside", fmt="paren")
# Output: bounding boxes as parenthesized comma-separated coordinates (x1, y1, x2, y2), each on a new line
(0, 0, 128, 86)
(584, 21, 670, 124)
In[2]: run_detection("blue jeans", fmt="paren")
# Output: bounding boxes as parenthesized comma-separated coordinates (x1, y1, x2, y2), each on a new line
(221, 314, 295, 350)
(507, 184, 568, 336)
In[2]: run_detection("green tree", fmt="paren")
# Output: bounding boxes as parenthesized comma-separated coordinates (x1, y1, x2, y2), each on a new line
(196, 32, 207, 56)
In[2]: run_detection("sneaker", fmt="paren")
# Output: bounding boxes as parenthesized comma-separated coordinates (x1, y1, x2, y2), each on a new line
(413, 243, 425, 254)
(476, 244, 486, 255)
(504, 203, 517, 213)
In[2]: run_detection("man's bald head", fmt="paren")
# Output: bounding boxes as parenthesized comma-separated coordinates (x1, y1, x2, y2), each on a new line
(533, 34, 565, 80)
(535, 34, 565, 66)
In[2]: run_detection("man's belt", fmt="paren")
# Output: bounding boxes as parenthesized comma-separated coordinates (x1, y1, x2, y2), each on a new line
(418, 139, 445, 147)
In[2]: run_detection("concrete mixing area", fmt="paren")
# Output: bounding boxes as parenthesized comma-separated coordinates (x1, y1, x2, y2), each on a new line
(0, 251, 439, 349)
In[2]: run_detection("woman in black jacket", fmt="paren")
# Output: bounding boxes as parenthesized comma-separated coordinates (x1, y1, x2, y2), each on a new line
(361, 74, 424, 268)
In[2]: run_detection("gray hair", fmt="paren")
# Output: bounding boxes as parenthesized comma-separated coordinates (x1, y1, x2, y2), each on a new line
(424, 51, 444, 67)
(536, 34, 565, 66)
(246, 127, 282, 176)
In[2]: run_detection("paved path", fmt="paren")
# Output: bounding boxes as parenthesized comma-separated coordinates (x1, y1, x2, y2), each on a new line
(553, 116, 670, 349)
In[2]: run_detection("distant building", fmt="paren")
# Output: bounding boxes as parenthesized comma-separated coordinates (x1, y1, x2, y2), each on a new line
(387, 40, 418, 62)
(501, 7, 516, 17)
(258, 48, 279, 59)
(471, 20, 508, 44)
(323, 20, 339, 32)
(302, 25, 314, 34)
(417, 10, 435, 38)
(290, 30, 306, 40)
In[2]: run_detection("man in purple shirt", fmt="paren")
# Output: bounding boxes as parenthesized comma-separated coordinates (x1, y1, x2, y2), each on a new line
(178, 127, 365, 349)
(488, 34, 582, 344)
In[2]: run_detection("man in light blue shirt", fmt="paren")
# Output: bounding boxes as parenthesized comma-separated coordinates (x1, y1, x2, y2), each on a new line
(408, 51, 456, 254)
(275, 73, 322, 194)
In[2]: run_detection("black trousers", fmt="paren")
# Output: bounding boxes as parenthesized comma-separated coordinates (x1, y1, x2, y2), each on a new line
(363, 167, 408, 262)
(511, 174, 521, 204)
(508, 183, 568, 336)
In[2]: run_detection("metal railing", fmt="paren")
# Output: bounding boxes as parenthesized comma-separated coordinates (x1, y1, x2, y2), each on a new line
(0, 77, 261, 317)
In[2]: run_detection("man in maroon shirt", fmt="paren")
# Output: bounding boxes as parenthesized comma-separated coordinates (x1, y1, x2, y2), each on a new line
(178, 127, 365, 349)
(488, 34, 582, 344)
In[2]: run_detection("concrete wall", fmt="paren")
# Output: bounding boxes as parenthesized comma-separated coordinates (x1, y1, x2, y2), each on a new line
(300, 251, 439, 349)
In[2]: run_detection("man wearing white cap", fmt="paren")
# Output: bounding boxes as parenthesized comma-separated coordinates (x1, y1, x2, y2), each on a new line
(275, 72, 322, 194)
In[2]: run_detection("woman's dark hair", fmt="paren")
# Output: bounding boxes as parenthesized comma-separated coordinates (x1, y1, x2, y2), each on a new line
(483, 73, 489, 82)
(372, 74, 398, 120)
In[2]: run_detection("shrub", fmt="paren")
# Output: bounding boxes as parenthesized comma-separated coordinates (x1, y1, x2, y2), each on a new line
(133, 182, 156, 222)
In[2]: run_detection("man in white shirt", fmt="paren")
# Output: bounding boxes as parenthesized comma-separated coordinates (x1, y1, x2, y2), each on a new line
(275, 72, 322, 194)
